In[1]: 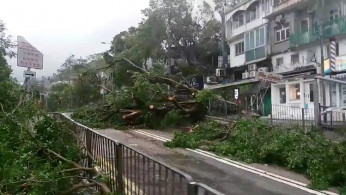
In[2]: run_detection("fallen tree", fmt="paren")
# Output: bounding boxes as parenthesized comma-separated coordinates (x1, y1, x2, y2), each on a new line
(72, 53, 214, 128)
(0, 101, 112, 194)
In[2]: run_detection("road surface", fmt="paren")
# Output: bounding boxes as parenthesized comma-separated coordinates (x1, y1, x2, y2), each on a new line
(95, 128, 337, 195)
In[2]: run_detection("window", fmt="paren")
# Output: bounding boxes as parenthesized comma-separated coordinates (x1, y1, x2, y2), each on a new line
(291, 54, 299, 65)
(245, 26, 266, 51)
(280, 87, 286, 104)
(330, 9, 340, 22)
(276, 57, 284, 67)
(247, 3, 259, 23)
(235, 42, 244, 56)
(289, 83, 301, 101)
(300, 18, 309, 33)
(275, 23, 290, 42)
(233, 12, 244, 29)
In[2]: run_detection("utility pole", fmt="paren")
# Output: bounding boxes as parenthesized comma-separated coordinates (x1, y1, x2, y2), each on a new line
(221, 0, 228, 69)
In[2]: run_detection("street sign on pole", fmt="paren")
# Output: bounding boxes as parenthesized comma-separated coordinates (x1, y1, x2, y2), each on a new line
(23, 70, 36, 78)
(17, 36, 43, 70)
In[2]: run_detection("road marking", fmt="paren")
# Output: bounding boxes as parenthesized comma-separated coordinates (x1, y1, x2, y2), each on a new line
(133, 130, 338, 195)
(135, 130, 171, 142)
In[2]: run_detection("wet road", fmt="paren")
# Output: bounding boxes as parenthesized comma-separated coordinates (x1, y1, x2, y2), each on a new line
(97, 129, 320, 195)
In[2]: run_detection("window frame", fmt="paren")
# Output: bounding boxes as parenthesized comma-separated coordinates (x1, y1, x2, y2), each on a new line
(235, 41, 245, 56)
(245, 26, 266, 51)
(279, 87, 286, 104)
(300, 18, 309, 33)
(291, 54, 299, 65)
(275, 23, 290, 43)
(233, 12, 245, 29)
(276, 57, 284, 68)
(288, 83, 301, 102)
(246, 3, 259, 23)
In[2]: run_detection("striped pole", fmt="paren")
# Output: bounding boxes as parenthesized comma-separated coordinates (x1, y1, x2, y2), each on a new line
(329, 38, 337, 75)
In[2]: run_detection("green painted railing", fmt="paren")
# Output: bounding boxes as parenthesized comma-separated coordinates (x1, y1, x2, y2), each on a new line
(290, 17, 346, 48)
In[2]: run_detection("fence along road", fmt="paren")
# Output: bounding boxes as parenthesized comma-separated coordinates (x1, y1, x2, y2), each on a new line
(53, 113, 222, 195)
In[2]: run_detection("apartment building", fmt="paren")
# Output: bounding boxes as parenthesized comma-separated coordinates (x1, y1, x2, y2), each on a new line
(266, 0, 346, 114)
(207, 0, 273, 113)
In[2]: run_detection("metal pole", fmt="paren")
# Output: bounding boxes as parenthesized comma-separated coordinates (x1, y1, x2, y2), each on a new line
(319, 20, 327, 123)
(221, 0, 228, 68)
(314, 78, 321, 126)
(302, 108, 305, 131)
(116, 143, 124, 193)
(187, 182, 198, 195)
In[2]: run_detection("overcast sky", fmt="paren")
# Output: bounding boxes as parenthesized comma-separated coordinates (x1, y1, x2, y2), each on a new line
(0, 0, 150, 82)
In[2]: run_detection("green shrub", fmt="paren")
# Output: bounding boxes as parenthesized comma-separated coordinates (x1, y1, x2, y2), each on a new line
(166, 119, 346, 191)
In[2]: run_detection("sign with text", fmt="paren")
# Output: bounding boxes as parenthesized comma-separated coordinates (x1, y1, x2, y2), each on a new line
(17, 36, 43, 69)
(258, 69, 283, 83)
(234, 88, 239, 100)
(23, 70, 36, 78)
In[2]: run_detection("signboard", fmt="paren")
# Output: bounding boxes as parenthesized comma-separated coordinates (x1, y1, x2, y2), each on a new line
(325, 56, 346, 74)
(258, 69, 283, 83)
(23, 70, 36, 78)
(189, 76, 204, 90)
(234, 88, 239, 100)
(17, 36, 43, 69)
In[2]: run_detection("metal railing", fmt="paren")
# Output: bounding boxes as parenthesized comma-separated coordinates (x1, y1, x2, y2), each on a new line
(320, 106, 346, 128)
(208, 99, 240, 118)
(267, 104, 315, 128)
(290, 17, 346, 48)
(53, 113, 223, 195)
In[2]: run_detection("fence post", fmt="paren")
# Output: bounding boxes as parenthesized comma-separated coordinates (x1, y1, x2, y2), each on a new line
(116, 143, 124, 194)
(208, 99, 211, 115)
(187, 182, 198, 195)
(85, 130, 93, 170)
(302, 108, 305, 131)
(224, 101, 227, 118)
(270, 105, 273, 127)
(343, 113, 346, 125)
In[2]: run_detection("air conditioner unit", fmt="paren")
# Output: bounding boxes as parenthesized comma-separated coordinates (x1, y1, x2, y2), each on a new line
(258, 67, 269, 72)
(249, 71, 257, 78)
(216, 68, 226, 77)
(242, 72, 249, 79)
(249, 64, 257, 71)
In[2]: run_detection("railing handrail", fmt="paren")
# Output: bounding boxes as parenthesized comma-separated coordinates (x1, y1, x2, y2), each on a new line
(53, 112, 224, 195)
(57, 113, 196, 183)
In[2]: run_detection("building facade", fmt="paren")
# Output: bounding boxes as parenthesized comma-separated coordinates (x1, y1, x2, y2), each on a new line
(206, 0, 346, 118)
(267, 0, 346, 115)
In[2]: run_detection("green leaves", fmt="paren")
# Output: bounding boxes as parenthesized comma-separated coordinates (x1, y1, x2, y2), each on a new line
(166, 120, 346, 191)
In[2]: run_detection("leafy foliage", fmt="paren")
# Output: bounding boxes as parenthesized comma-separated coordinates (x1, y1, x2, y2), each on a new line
(71, 104, 125, 129)
(166, 120, 346, 191)
(47, 55, 106, 111)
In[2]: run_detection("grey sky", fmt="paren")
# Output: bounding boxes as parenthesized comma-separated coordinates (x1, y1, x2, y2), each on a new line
(0, 0, 150, 82)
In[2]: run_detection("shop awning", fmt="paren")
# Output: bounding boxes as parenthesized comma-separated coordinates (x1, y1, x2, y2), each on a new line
(204, 79, 259, 90)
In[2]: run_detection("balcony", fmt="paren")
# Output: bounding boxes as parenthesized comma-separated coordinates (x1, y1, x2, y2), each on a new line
(290, 17, 346, 48)
(272, 0, 308, 16)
